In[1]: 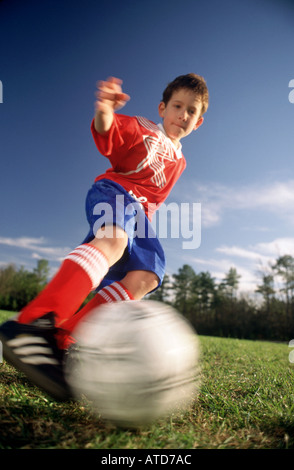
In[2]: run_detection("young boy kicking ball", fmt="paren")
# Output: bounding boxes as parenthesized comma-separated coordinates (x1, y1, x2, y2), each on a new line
(0, 74, 209, 400)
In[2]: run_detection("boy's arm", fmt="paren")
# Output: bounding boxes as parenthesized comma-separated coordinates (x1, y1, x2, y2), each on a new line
(94, 77, 130, 134)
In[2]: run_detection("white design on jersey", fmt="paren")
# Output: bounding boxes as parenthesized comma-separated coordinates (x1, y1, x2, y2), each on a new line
(118, 117, 182, 188)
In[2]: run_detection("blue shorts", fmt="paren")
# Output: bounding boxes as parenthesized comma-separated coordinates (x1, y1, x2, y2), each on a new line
(82, 179, 165, 291)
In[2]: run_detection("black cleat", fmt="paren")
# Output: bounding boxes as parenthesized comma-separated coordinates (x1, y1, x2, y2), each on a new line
(0, 313, 72, 401)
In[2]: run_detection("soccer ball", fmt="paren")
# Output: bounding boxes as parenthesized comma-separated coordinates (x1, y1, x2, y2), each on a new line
(65, 300, 200, 427)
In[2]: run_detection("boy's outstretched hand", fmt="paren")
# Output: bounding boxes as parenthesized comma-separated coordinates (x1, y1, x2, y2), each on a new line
(96, 77, 130, 114)
(94, 77, 130, 134)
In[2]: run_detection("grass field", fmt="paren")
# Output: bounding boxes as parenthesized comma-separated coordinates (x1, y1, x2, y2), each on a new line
(1, 308, 294, 450)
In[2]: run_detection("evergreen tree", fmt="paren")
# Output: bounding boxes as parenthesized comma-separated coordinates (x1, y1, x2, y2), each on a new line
(172, 264, 197, 315)
(222, 267, 241, 299)
(255, 274, 275, 311)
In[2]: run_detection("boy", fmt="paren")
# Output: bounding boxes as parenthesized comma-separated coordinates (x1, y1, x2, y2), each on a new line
(0, 74, 209, 400)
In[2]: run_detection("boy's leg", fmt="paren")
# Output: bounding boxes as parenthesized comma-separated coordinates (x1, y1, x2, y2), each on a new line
(0, 226, 128, 400)
(120, 270, 159, 299)
(57, 280, 134, 348)
(17, 226, 127, 327)
(57, 270, 159, 349)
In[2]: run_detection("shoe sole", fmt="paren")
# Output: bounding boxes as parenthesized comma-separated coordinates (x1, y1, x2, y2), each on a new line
(0, 329, 72, 402)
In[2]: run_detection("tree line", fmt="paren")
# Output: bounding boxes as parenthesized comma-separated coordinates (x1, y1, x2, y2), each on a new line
(149, 255, 294, 342)
(1, 255, 294, 341)
(0, 260, 50, 312)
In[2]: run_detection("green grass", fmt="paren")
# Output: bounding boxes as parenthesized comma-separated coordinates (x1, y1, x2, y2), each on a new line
(1, 309, 294, 449)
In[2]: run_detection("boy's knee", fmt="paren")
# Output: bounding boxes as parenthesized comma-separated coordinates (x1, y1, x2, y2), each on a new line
(88, 225, 128, 266)
(144, 273, 160, 293)
(122, 270, 159, 299)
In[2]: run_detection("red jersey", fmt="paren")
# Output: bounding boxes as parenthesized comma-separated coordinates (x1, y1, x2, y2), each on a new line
(91, 114, 186, 220)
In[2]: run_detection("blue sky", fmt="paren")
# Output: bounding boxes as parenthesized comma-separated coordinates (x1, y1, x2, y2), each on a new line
(0, 0, 294, 296)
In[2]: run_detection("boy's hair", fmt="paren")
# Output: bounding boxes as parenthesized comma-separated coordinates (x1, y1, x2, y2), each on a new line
(162, 73, 209, 116)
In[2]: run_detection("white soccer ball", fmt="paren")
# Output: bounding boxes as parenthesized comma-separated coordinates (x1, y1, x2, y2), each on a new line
(65, 300, 200, 427)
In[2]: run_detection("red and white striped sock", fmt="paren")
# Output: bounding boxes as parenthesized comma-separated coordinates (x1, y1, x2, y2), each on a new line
(18, 244, 109, 326)
(57, 281, 134, 349)
(97, 281, 133, 304)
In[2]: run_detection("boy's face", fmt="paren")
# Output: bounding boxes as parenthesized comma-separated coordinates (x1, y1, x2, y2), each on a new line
(158, 89, 204, 147)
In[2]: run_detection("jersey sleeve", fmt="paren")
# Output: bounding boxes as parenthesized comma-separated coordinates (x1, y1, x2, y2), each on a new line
(91, 114, 140, 169)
